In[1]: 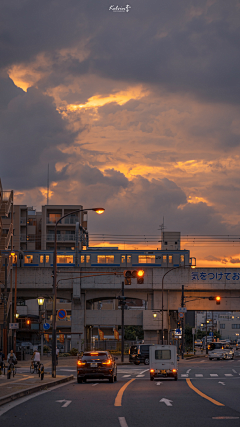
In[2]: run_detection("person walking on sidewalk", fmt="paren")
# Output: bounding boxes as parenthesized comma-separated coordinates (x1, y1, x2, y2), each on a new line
(56, 347, 59, 365)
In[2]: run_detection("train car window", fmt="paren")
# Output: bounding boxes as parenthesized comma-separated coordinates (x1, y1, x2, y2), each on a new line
(163, 255, 167, 263)
(86, 255, 91, 264)
(46, 255, 50, 263)
(40, 255, 44, 264)
(180, 255, 185, 263)
(121, 255, 126, 263)
(138, 255, 155, 264)
(127, 255, 131, 263)
(81, 255, 85, 263)
(24, 255, 33, 264)
(57, 255, 73, 264)
(168, 255, 173, 264)
(97, 255, 114, 264)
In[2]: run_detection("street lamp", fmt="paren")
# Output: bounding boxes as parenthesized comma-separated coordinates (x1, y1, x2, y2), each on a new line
(52, 207, 105, 378)
(37, 297, 45, 306)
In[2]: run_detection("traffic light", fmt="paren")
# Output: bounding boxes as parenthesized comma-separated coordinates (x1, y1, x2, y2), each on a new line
(123, 270, 145, 285)
(215, 296, 221, 305)
(26, 318, 31, 328)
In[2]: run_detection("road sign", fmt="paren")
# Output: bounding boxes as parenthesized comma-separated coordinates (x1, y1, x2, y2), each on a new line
(9, 323, 19, 329)
(192, 328, 196, 335)
(43, 323, 50, 330)
(176, 328, 181, 334)
(178, 307, 187, 313)
(209, 331, 214, 337)
(179, 312, 184, 318)
(57, 309, 67, 320)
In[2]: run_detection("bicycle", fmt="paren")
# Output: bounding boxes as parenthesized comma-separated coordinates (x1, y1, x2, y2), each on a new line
(30, 361, 40, 374)
(39, 363, 44, 380)
(7, 361, 16, 379)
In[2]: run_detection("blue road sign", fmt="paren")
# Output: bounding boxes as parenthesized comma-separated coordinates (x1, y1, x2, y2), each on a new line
(176, 328, 181, 334)
(43, 323, 50, 330)
(209, 332, 214, 337)
(57, 309, 67, 319)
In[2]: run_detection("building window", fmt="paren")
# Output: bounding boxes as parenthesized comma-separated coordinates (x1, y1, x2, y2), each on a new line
(232, 324, 240, 329)
(220, 324, 225, 329)
(138, 255, 155, 264)
(48, 213, 61, 223)
(121, 256, 126, 263)
(180, 255, 184, 263)
(168, 255, 173, 264)
(81, 255, 85, 263)
(163, 255, 167, 263)
(46, 255, 50, 263)
(127, 255, 131, 264)
(40, 255, 44, 264)
(57, 255, 73, 264)
(97, 255, 114, 264)
(86, 255, 91, 264)
(24, 255, 33, 264)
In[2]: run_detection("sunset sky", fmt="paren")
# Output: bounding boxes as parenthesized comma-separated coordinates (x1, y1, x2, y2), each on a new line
(1, 0, 240, 266)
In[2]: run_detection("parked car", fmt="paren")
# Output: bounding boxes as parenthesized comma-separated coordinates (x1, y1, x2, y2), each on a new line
(77, 351, 117, 383)
(129, 344, 152, 365)
(194, 339, 202, 347)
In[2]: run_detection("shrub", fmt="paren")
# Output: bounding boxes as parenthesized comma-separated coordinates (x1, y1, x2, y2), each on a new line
(70, 348, 78, 356)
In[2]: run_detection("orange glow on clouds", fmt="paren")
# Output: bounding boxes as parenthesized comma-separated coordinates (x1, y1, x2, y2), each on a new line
(67, 86, 149, 111)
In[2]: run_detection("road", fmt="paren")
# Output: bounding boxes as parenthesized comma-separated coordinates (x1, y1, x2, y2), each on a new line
(1, 357, 240, 427)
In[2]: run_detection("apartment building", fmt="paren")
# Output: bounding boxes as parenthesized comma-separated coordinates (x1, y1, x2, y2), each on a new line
(0, 179, 14, 353)
(13, 204, 87, 251)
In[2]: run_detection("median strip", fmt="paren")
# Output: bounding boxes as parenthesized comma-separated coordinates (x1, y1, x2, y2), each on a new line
(186, 378, 224, 406)
(114, 379, 135, 407)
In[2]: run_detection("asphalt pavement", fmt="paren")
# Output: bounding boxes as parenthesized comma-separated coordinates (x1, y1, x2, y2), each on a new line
(1, 352, 240, 427)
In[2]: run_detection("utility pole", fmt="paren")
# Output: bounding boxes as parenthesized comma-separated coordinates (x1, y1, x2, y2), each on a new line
(181, 285, 184, 360)
(121, 281, 125, 363)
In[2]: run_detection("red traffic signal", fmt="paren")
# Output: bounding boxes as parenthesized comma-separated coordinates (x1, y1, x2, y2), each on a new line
(215, 296, 221, 305)
(123, 270, 145, 284)
(26, 318, 31, 326)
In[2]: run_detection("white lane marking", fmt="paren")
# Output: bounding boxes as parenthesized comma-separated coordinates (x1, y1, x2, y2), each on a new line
(200, 360, 205, 363)
(56, 400, 71, 408)
(218, 382, 225, 385)
(156, 382, 162, 386)
(0, 379, 75, 416)
(119, 417, 128, 427)
(160, 398, 173, 406)
(122, 375, 131, 378)
(210, 374, 218, 377)
(232, 369, 237, 374)
(59, 369, 76, 372)
(225, 374, 233, 377)
(92, 383, 98, 386)
(212, 417, 239, 419)
(139, 369, 149, 374)
(181, 374, 188, 377)
(186, 369, 191, 374)
(195, 374, 203, 377)
(136, 375, 145, 378)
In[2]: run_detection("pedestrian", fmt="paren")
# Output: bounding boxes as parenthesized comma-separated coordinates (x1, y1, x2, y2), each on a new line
(56, 347, 59, 364)
(0, 349, 5, 374)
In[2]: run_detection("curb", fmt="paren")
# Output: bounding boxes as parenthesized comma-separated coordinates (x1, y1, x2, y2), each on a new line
(0, 375, 74, 407)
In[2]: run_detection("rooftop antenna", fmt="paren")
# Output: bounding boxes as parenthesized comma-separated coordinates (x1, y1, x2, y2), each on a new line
(47, 164, 49, 205)
(158, 216, 165, 232)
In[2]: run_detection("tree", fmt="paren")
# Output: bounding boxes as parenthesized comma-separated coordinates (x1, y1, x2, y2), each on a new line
(123, 326, 144, 340)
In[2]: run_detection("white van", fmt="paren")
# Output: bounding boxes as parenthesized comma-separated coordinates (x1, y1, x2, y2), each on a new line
(149, 345, 178, 381)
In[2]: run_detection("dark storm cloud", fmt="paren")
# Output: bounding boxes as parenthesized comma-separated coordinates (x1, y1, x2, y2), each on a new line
(0, 77, 77, 189)
(1, 0, 240, 105)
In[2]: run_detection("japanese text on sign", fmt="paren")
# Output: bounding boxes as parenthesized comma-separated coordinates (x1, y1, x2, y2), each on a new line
(191, 272, 240, 281)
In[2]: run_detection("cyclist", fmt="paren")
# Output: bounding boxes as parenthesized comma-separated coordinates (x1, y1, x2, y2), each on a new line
(7, 349, 17, 365)
(31, 349, 41, 371)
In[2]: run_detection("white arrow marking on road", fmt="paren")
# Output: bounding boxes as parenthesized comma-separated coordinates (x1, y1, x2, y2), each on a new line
(218, 382, 225, 385)
(156, 382, 162, 386)
(160, 398, 173, 406)
(56, 400, 72, 408)
(186, 369, 191, 374)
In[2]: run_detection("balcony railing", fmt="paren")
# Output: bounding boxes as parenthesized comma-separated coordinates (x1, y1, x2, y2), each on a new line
(47, 234, 76, 242)
(20, 234, 27, 242)
(46, 217, 78, 225)
(20, 217, 26, 225)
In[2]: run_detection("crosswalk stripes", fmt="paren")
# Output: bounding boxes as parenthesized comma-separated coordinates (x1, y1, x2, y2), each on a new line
(210, 374, 218, 377)
(181, 373, 239, 378)
(195, 374, 203, 377)
(224, 374, 233, 376)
